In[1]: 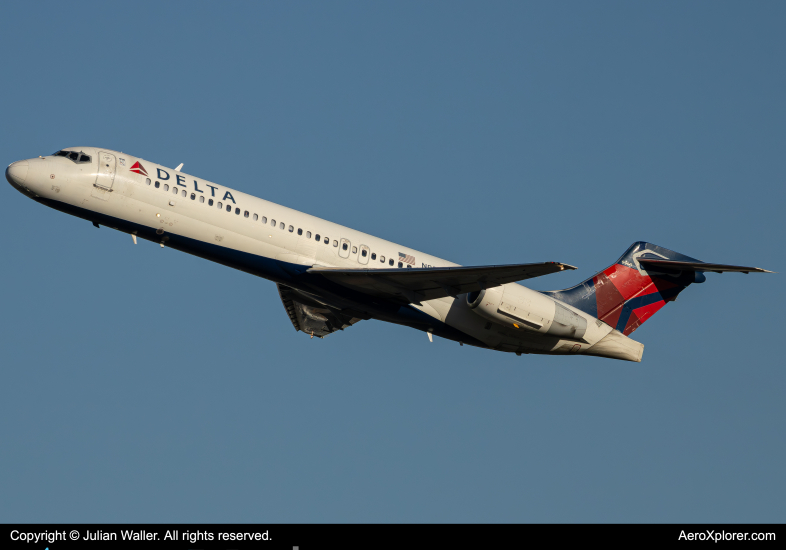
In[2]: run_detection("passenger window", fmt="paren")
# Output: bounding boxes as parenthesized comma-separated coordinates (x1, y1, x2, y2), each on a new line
(164, 184, 170, 191)
(280, 222, 285, 230)
(155, 181, 160, 188)
(352, 246, 357, 254)
(261, 216, 267, 223)
(243, 210, 248, 217)
(253, 213, 258, 221)
(182, 190, 186, 197)
(389, 259, 394, 266)
(236, 208, 241, 215)
(370, 252, 375, 260)
(288, 225, 294, 232)
(398, 262, 403, 268)
(342, 243, 348, 251)
(173, 187, 178, 194)
(271, 219, 276, 226)
(145, 178, 151, 185)
(199, 196, 205, 203)
(209, 199, 214, 206)
(380, 255, 385, 262)
(332, 239, 337, 246)
(315, 234, 320, 241)
(226, 205, 231, 212)
(306, 231, 311, 238)
(407, 265, 412, 268)
(218, 201, 223, 208)
(191, 193, 196, 200)
(297, 228, 302, 236)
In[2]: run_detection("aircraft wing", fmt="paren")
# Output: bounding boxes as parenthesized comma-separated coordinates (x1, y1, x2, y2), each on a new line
(638, 259, 774, 274)
(277, 284, 364, 338)
(307, 262, 576, 303)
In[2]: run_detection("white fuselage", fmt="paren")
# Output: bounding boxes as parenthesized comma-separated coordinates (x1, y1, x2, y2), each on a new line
(6, 147, 643, 361)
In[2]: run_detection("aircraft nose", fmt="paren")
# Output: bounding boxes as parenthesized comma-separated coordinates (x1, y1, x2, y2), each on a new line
(6, 160, 29, 187)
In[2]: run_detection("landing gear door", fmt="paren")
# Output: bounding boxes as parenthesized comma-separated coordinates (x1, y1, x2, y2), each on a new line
(95, 151, 117, 190)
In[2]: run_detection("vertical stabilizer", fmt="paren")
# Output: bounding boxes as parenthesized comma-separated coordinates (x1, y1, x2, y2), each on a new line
(542, 242, 702, 336)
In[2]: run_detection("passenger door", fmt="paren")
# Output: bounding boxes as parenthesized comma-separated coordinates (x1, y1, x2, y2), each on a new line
(94, 151, 117, 190)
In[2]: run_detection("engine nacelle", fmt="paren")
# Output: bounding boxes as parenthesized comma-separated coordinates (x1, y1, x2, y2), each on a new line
(467, 283, 588, 340)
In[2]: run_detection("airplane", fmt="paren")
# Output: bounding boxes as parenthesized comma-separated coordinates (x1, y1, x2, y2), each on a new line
(6, 147, 772, 362)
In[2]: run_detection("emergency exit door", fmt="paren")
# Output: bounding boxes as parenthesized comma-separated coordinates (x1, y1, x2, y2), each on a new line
(339, 238, 351, 259)
(358, 244, 370, 265)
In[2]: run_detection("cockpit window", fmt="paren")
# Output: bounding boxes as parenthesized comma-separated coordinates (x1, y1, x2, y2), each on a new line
(53, 150, 91, 164)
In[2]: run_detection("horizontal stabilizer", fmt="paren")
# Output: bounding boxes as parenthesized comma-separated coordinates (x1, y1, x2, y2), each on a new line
(638, 259, 773, 274)
(544, 241, 772, 338)
(308, 262, 576, 303)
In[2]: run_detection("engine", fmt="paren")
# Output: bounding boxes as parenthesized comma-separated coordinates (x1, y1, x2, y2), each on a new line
(467, 284, 588, 340)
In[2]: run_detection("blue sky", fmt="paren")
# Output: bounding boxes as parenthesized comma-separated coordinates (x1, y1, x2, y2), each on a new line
(1, 1, 784, 522)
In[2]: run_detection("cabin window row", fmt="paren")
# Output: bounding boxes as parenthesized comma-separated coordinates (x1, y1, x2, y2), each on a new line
(338, 241, 406, 267)
(144, 177, 337, 244)
(144, 177, 411, 267)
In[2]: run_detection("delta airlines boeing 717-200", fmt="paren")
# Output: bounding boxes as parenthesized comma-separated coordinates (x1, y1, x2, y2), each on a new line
(6, 147, 772, 362)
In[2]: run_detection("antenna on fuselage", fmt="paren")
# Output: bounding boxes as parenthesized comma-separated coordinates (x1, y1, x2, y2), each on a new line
(175, 163, 183, 171)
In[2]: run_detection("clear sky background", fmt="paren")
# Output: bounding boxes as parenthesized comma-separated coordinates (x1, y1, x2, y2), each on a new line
(1, 1, 784, 523)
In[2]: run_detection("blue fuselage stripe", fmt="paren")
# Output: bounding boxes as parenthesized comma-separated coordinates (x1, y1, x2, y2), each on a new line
(37, 197, 487, 348)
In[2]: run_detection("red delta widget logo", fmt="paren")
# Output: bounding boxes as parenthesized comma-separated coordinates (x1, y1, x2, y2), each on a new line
(129, 161, 148, 176)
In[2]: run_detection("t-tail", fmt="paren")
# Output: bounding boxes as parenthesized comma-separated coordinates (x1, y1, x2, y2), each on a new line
(543, 241, 772, 338)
